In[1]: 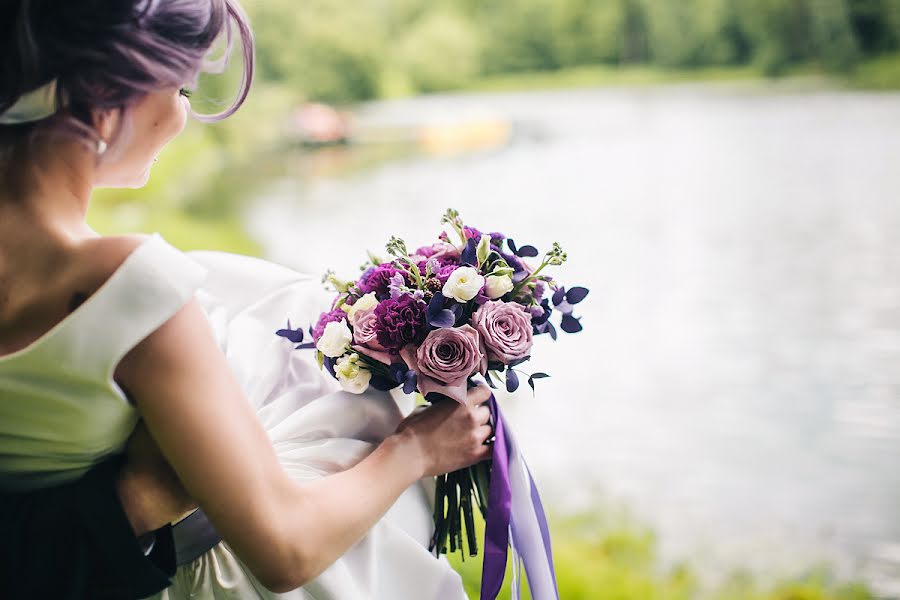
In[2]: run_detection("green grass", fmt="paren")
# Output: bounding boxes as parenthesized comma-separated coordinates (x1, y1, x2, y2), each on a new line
(848, 53, 900, 90)
(448, 512, 872, 600)
(456, 56, 900, 95)
(464, 64, 766, 94)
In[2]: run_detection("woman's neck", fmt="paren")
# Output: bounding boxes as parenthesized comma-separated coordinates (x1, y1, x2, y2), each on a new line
(0, 137, 96, 242)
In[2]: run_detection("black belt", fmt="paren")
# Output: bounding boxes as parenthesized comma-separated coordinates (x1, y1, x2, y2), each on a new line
(172, 508, 223, 566)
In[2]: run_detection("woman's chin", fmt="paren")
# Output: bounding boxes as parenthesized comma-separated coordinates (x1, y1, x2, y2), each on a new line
(130, 168, 152, 189)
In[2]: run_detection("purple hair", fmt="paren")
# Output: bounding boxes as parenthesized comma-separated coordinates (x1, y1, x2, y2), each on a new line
(0, 0, 254, 160)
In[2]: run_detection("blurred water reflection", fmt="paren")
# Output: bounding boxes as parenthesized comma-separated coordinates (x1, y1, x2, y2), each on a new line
(246, 83, 900, 584)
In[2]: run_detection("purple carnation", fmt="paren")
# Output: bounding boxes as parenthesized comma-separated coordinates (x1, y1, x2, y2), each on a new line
(434, 263, 460, 285)
(358, 263, 407, 300)
(374, 295, 428, 353)
(312, 309, 347, 342)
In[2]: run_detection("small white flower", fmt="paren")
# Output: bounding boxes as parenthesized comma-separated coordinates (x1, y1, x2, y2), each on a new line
(442, 266, 486, 302)
(316, 320, 353, 358)
(334, 353, 372, 394)
(347, 292, 379, 322)
(484, 274, 514, 299)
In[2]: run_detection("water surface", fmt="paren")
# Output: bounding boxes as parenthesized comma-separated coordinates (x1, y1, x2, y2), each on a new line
(246, 83, 900, 588)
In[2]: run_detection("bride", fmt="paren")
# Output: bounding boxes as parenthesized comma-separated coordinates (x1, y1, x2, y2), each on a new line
(0, 1, 492, 598)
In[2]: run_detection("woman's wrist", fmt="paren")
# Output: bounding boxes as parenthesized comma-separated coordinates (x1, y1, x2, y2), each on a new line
(382, 430, 428, 482)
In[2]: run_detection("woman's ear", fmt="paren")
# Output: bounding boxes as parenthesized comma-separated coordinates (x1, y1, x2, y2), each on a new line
(91, 107, 122, 144)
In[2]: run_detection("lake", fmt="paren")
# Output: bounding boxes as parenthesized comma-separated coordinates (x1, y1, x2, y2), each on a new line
(244, 82, 900, 592)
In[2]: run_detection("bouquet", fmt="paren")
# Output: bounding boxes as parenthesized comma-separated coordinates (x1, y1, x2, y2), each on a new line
(279, 209, 587, 598)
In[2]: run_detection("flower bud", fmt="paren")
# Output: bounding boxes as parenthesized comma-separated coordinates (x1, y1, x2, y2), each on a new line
(334, 353, 371, 394)
(484, 274, 514, 299)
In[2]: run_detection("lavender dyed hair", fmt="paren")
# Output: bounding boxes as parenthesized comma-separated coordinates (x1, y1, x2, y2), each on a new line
(0, 0, 254, 163)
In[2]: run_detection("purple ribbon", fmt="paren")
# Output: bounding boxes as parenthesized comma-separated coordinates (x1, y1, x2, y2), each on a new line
(480, 395, 559, 600)
(480, 395, 512, 600)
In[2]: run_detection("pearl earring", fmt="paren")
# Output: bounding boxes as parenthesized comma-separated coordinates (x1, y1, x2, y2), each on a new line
(96, 138, 108, 156)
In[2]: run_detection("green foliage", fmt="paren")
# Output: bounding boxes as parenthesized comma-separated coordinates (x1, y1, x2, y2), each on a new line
(236, 0, 900, 101)
(446, 512, 871, 600)
(394, 10, 483, 93)
(249, 0, 385, 103)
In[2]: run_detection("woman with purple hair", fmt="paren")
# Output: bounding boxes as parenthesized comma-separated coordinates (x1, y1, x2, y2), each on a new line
(0, 1, 489, 598)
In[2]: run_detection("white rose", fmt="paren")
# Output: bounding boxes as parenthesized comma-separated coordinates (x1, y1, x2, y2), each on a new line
(347, 292, 379, 322)
(442, 266, 486, 302)
(316, 319, 353, 358)
(334, 354, 372, 394)
(484, 274, 514, 299)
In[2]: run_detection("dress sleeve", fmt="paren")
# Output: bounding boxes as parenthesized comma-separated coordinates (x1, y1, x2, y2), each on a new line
(0, 454, 175, 599)
(61, 233, 210, 379)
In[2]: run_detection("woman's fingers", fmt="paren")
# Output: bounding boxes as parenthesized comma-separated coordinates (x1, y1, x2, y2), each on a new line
(476, 424, 493, 444)
(473, 404, 491, 426)
(467, 383, 492, 406)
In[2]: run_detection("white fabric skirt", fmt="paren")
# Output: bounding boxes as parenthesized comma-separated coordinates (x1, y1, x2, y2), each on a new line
(146, 251, 467, 600)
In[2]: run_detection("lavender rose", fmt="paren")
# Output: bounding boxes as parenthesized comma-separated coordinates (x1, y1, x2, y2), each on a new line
(374, 295, 428, 353)
(350, 306, 392, 365)
(399, 325, 487, 404)
(471, 300, 534, 364)
(412, 242, 461, 265)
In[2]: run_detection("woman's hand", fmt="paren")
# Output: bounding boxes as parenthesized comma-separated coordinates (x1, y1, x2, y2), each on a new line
(393, 384, 494, 478)
(116, 421, 197, 535)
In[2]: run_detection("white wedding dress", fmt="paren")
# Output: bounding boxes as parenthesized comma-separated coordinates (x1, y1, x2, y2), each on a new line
(0, 233, 467, 600)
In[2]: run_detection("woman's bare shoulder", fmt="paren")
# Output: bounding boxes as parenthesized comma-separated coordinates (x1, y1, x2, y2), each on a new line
(73, 233, 153, 276)
(0, 233, 156, 356)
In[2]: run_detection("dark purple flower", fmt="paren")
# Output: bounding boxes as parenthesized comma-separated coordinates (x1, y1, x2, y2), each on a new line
(312, 309, 348, 343)
(358, 263, 407, 300)
(489, 232, 506, 247)
(374, 295, 428, 353)
(438, 228, 482, 244)
(463, 226, 483, 241)
(434, 263, 461, 285)
(501, 252, 524, 273)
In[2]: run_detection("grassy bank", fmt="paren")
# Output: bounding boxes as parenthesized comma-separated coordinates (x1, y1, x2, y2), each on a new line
(449, 512, 872, 600)
(848, 53, 900, 90)
(460, 55, 900, 95)
(463, 64, 767, 93)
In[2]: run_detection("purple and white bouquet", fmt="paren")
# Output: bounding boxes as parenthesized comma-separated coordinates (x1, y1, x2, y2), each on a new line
(279, 209, 587, 598)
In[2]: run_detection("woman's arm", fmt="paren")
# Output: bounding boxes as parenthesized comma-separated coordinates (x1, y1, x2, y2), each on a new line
(116, 298, 492, 593)
(116, 420, 197, 535)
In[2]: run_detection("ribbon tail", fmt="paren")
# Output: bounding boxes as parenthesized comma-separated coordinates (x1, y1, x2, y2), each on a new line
(480, 395, 511, 600)
(479, 398, 560, 600)
(510, 537, 523, 600)
(503, 407, 561, 600)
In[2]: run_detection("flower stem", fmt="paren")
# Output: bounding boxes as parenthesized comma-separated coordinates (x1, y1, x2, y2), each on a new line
(462, 471, 478, 557)
(511, 260, 549, 298)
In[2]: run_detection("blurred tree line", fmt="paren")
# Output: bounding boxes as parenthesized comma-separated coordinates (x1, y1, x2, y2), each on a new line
(244, 0, 900, 102)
